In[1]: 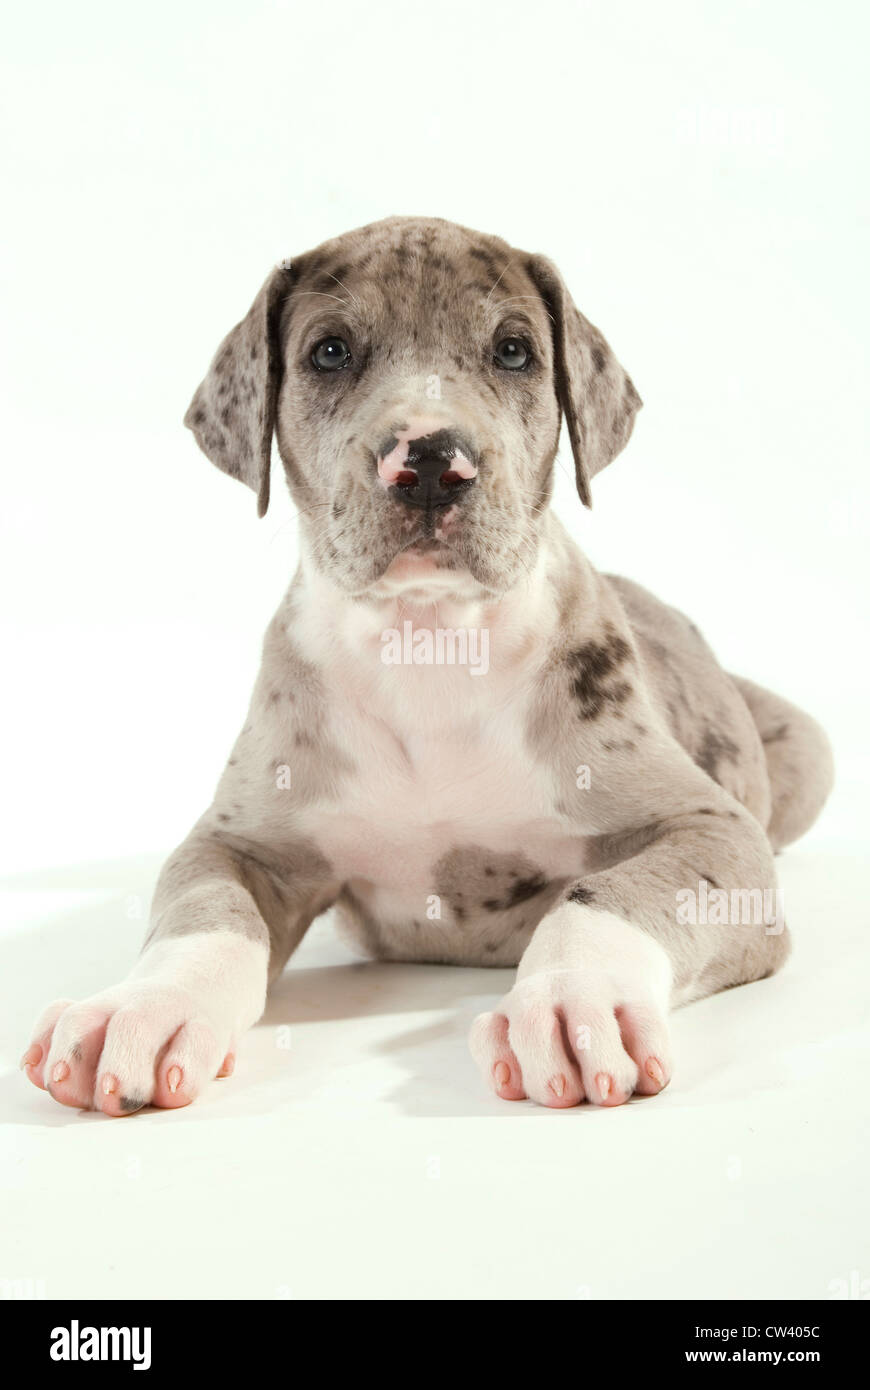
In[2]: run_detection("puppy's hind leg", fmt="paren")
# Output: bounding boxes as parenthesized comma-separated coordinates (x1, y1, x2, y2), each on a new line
(732, 675, 834, 852)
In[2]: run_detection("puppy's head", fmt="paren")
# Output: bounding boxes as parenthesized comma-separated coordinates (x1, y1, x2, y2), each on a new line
(185, 217, 641, 596)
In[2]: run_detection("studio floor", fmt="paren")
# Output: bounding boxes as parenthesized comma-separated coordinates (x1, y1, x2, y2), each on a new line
(1, 839, 867, 1301)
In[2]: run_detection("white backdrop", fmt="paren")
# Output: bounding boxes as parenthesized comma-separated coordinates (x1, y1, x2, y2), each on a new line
(2, 0, 867, 874)
(1, 1, 868, 1301)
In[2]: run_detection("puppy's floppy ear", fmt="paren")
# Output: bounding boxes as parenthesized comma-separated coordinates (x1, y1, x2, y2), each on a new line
(184, 262, 294, 517)
(527, 255, 642, 508)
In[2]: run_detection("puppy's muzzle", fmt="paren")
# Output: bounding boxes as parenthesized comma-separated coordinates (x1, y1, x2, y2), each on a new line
(377, 425, 478, 511)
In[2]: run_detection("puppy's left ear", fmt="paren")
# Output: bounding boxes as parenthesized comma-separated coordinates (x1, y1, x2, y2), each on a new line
(527, 255, 642, 508)
(184, 262, 294, 517)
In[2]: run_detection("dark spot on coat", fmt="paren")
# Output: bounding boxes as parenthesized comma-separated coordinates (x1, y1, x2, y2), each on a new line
(696, 726, 741, 780)
(481, 873, 549, 913)
(469, 246, 502, 278)
(566, 633, 633, 720)
(119, 1095, 144, 1113)
(567, 884, 595, 905)
(509, 874, 549, 906)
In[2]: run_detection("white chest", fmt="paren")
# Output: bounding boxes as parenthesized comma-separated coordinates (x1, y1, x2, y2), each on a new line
(307, 665, 588, 905)
(287, 567, 593, 954)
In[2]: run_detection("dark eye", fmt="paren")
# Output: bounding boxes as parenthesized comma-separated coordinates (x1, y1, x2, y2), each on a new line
(494, 338, 531, 370)
(311, 337, 351, 371)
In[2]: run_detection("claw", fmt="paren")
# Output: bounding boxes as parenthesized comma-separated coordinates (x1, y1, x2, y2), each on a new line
(645, 1057, 665, 1087)
(493, 1060, 511, 1089)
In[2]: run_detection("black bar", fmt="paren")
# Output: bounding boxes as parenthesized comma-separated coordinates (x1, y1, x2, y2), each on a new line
(0, 1299, 863, 1372)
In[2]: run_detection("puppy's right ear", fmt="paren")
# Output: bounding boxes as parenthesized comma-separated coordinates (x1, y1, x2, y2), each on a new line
(184, 262, 294, 517)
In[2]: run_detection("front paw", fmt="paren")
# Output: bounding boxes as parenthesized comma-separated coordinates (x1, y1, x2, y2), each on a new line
(470, 975, 671, 1108)
(22, 983, 236, 1117)
(469, 910, 673, 1109)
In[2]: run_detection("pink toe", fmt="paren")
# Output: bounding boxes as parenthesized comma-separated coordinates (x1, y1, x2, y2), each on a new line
(150, 1064, 195, 1110)
(592, 1072, 629, 1107)
(97, 1075, 147, 1118)
(22, 1044, 47, 1090)
(537, 1073, 579, 1108)
(491, 1060, 525, 1102)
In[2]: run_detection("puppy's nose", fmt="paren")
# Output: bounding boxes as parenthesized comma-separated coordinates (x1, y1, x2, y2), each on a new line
(377, 424, 478, 510)
(393, 443, 476, 510)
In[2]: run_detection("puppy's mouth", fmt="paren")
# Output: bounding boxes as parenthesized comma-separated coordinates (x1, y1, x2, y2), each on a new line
(390, 532, 459, 571)
(373, 535, 484, 600)
(405, 536, 446, 554)
(368, 522, 467, 592)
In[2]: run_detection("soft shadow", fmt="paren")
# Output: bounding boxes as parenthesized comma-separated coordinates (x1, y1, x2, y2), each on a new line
(4, 848, 843, 1124)
(0, 853, 522, 1125)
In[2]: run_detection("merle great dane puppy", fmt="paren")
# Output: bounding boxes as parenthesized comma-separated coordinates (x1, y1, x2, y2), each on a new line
(24, 217, 833, 1115)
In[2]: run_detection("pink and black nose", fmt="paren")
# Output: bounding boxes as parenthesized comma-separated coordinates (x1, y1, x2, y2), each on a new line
(377, 425, 478, 510)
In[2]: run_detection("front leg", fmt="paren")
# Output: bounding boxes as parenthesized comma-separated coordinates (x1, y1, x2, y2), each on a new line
(23, 829, 335, 1115)
(471, 776, 787, 1108)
